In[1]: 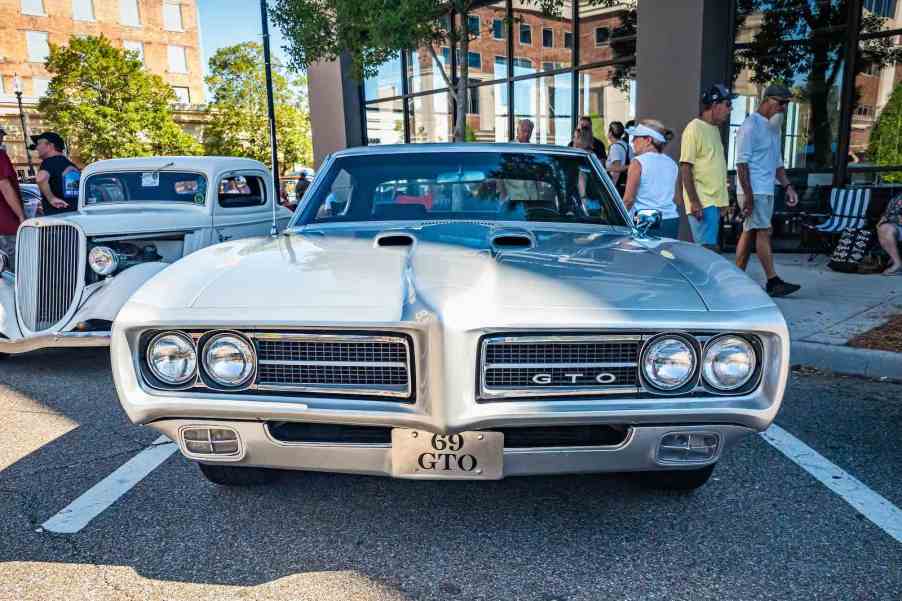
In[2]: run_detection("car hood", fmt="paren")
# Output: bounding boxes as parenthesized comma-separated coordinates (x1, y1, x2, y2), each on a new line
(130, 222, 774, 320)
(57, 204, 210, 236)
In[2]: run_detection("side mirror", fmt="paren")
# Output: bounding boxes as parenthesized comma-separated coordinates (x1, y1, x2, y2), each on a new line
(634, 209, 662, 237)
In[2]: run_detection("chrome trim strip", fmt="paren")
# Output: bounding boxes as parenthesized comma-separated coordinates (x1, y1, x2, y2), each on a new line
(0, 331, 111, 354)
(480, 386, 641, 399)
(258, 360, 408, 368)
(253, 332, 407, 344)
(485, 362, 637, 369)
(485, 334, 644, 344)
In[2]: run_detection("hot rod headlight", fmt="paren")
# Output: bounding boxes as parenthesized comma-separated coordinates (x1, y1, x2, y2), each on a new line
(642, 335, 697, 391)
(88, 246, 119, 276)
(147, 332, 197, 385)
(702, 335, 756, 391)
(202, 333, 256, 387)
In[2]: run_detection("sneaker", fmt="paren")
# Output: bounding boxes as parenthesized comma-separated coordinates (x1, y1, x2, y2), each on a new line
(766, 277, 801, 298)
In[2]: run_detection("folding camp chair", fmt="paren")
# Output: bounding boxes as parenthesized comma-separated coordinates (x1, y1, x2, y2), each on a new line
(801, 188, 872, 258)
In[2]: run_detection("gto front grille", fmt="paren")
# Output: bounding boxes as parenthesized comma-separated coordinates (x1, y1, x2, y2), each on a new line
(254, 333, 413, 400)
(480, 335, 642, 400)
(15, 223, 82, 332)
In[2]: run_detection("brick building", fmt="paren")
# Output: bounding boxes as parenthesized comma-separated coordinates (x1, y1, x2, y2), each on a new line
(0, 0, 205, 175)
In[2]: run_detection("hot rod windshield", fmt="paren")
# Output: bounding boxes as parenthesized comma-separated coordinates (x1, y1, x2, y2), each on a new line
(295, 151, 628, 227)
(84, 171, 207, 205)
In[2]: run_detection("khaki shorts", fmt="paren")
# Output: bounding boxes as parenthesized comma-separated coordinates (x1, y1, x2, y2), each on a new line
(737, 194, 774, 231)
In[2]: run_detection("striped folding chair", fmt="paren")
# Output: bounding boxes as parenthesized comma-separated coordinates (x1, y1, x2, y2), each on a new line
(802, 188, 872, 258)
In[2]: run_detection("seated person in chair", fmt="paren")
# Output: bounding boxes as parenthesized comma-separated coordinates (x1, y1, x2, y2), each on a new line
(878, 193, 902, 276)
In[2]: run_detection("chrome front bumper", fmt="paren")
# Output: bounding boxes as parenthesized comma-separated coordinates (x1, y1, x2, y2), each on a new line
(149, 419, 755, 476)
(0, 331, 111, 354)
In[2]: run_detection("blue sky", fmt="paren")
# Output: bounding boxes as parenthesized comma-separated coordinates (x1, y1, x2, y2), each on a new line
(196, 0, 290, 77)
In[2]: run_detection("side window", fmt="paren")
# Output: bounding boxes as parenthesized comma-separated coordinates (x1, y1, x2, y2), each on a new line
(314, 169, 353, 219)
(218, 175, 266, 208)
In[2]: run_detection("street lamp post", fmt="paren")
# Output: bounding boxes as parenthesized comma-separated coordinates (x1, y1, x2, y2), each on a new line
(12, 75, 35, 178)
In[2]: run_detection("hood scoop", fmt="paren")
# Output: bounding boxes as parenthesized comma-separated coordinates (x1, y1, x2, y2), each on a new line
(490, 232, 534, 250)
(375, 232, 416, 248)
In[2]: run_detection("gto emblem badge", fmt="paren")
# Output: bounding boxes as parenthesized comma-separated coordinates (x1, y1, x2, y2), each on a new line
(531, 372, 617, 385)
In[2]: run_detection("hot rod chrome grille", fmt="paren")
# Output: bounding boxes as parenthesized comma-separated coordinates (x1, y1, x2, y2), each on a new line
(254, 333, 413, 399)
(15, 223, 81, 332)
(480, 335, 642, 400)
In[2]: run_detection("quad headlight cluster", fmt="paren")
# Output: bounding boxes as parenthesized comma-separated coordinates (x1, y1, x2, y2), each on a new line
(145, 331, 256, 389)
(640, 333, 759, 394)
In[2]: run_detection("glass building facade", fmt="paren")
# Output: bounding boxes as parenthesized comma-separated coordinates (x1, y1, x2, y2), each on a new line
(362, 1, 637, 147)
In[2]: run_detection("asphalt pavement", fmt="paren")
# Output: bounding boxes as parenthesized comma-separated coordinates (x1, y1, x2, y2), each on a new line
(1, 349, 900, 601)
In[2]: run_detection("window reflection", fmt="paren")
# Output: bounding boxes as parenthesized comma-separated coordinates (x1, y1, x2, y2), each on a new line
(409, 92, 452, 143)
(577, 67, 635, 141)
(514, 73, 573, 145)
(363, 54, 403, 102)
(366, 100, 405, 145)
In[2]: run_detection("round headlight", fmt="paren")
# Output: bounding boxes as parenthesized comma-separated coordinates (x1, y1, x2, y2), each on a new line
(203, 333, 255, 387)
(147, 333, 196, 385)
(89, 246, 119, 276)
(642, 335, 697, 391)
(703, 336, 757, 391)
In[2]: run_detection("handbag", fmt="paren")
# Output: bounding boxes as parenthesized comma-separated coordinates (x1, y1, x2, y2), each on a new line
(827, 228, 877, 274)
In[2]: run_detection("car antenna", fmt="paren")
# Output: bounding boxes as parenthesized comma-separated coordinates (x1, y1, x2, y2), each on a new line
(151, 161, 175, 175)
(270, 175, 278, 237)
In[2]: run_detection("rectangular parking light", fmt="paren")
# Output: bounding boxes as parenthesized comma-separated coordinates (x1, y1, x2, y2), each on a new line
(657, 432, 720, 463)
(182, 427, 240, 456)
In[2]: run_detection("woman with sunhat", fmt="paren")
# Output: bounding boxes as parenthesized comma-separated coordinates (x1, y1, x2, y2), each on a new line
(622, 119, 680, 238)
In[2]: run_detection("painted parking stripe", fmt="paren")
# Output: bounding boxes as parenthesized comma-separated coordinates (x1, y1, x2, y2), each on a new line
(41, 435, 177, 534)
(761, 424, 902, 544)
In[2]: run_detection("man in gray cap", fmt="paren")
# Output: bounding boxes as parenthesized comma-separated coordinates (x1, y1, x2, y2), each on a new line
(734, 83, 800, 297)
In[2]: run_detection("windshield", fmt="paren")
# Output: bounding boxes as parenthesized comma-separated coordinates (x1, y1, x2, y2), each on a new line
(295, 151, 627, 227)
(84, 171, 207, 205)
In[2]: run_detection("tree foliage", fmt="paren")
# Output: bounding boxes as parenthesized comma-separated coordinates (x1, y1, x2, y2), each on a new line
(869, 83, 902, 180)
(734, 0, 902, 168)
(203, 42, 312, 174)
(271, 0, 635, 142)
(38, 35, 201, 163)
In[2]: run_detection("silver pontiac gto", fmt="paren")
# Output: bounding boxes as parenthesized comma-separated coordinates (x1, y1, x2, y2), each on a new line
(111, 144, 789, 490)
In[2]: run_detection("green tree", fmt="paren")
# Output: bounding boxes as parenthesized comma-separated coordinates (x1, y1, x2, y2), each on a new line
(270, 0, 633, 142)
(38, 35, 201, 163)
(203, 43, 312, 174)
(734, 0, 902, 168)
(869, 83, 902, 181)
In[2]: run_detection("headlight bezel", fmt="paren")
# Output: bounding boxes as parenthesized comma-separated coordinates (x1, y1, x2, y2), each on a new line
(144, 331, 198, 388)
(701, 334, 761, 394)
(639, 333, 701, 395)
(88, 245, 120, 276)
(198, 331, 257, 390)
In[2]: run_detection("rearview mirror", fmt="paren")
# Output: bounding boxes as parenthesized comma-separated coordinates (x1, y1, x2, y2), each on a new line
(436, 170, 486, 184)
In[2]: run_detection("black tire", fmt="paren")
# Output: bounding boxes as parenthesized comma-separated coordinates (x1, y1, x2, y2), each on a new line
(639, 464, 716, 491)
(198, 463, 280, 486)
(0, 353, 9, 361)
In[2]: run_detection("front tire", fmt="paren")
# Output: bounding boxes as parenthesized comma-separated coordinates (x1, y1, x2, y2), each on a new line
(639, 464, 716, 491)
(198, 463, 280, 486)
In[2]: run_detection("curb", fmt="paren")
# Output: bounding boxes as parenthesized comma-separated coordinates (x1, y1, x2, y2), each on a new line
(791, 341, 902, 380)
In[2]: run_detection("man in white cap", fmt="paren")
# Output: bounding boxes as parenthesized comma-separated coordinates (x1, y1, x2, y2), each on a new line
(734, 84, 801, 297)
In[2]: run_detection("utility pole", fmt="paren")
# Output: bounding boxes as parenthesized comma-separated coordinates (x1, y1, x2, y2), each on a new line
(260, 0, 281, 209)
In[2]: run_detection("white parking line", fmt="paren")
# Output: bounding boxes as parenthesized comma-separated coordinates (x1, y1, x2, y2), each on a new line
(761, 424, 902, 544)
(41, 435, 177, 534)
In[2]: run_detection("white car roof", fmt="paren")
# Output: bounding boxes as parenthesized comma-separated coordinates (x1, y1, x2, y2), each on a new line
(80, 156, 269, 177)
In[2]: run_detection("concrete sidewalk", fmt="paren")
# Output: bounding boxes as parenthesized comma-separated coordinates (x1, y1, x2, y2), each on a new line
(732, 253, 902, 379)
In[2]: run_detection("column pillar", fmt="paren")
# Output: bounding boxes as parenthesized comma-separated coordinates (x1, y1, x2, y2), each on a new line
(307, 54, 365, 168)
(636, 0, 733, 239)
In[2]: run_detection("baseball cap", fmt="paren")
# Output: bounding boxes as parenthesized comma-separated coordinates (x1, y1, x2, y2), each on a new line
(701, 83, 738, 105)
(28, 131, 65, 151)
(764, 83, 792, 100)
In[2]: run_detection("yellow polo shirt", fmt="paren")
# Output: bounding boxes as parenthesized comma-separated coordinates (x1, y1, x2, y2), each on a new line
(680, 118, 728, 208)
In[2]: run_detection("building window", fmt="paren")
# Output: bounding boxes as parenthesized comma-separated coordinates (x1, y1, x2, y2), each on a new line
(33, 77, 50, 97)
(72, 0, 94, 20)
(120, 0, 141, 26)
(167, 45, 188, 73)
(468, 51, 481, 70)
(172, 86, 190, 104)
(542, 28, 553, 48)
(164, 1, 183, 31)
(21, 0, 45, 16)
(26, 31, 50, 63)
(564, 31, 573, 49)
(864, 0, 897, 17)
(520, 23, 532, 45)
(467, 78, 480, 115)
(492, 18, 504, 40)
(595, 27, 610, 47)
(123, 40, 144, 64)
(468, 15, 480, 36)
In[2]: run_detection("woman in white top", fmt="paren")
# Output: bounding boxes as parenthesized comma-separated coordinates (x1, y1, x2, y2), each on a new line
(622, 120, 680, 238)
